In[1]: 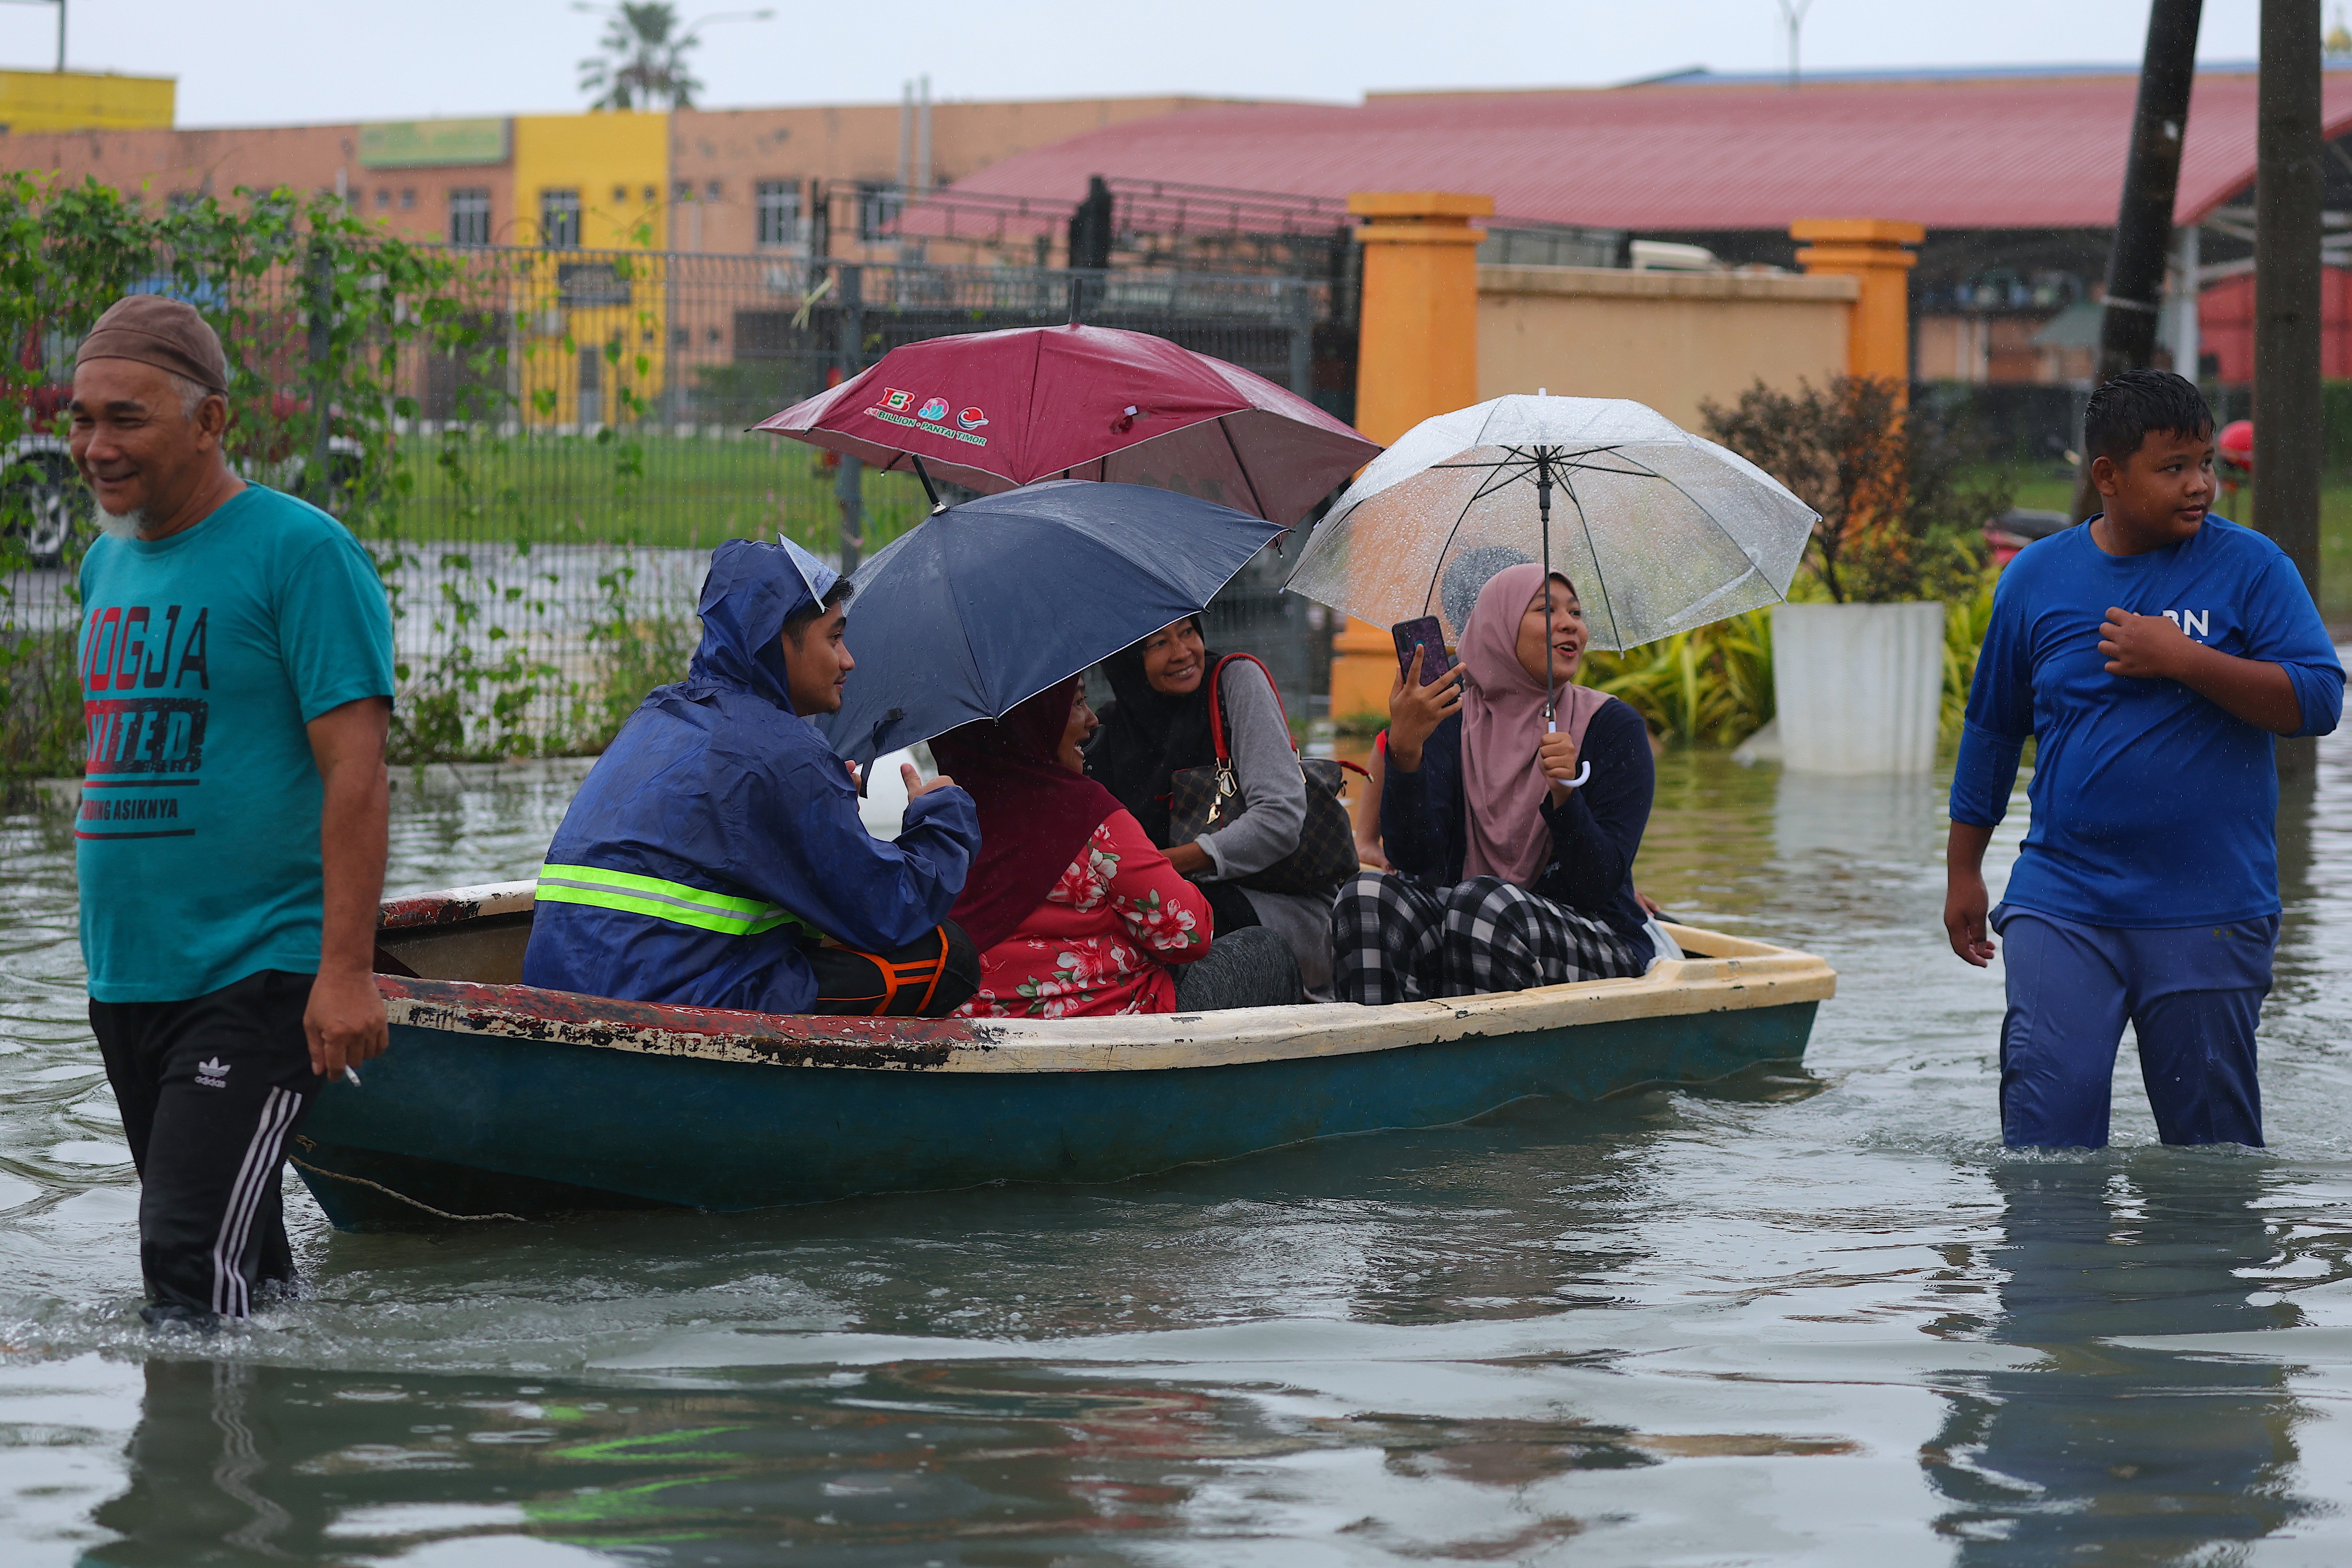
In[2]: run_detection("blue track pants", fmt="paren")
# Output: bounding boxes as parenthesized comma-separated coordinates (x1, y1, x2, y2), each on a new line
(1992, 904, 2278, 1149)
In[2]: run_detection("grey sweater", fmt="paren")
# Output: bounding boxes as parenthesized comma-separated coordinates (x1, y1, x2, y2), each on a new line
(1196, 659, 1336, 996)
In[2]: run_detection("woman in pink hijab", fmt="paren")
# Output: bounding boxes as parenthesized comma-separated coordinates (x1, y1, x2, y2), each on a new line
(1330, 562, 1656, 1002)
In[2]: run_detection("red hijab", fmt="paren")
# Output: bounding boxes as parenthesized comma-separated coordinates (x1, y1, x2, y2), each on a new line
(929, 676, 1122, 953)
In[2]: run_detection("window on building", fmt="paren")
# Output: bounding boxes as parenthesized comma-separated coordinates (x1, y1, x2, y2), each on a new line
(642, 184, 657, 204)
(374, 189, 390, 210)
(674, 180, 693, 203)
(705, 179, 723, 200)
(756, 180, 801, 249)
(855, 182, 901, 241)
(449, 188, 491, 247)
(541, 189, 582, 249)
(399, 189, 416, 210)
(613, 183, 630, 203)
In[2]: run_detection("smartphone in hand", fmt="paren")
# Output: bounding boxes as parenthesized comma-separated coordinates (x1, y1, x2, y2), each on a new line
(1391, 617, 1455, 685)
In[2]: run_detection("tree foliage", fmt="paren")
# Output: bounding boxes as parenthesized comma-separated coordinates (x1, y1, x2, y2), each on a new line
(0, 173, 542, 777)
(578, 2, 703, 111)
(1700, 374, 2004, 604)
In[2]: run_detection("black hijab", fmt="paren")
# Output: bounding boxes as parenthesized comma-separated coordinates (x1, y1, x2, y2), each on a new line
(1085, 615, 1219, 848)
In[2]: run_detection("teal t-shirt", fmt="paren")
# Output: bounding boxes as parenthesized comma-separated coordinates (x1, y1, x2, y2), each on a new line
(75, 485, 395, 1002)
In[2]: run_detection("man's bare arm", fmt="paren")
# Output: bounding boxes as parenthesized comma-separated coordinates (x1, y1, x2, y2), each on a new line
(305, 696, 392, 1078)
(1944, 820, 1997, 967)
(2099, 608, 2303, 734)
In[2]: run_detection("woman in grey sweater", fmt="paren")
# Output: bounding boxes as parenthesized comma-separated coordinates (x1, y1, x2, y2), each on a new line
(1087, 616, 1341, 997)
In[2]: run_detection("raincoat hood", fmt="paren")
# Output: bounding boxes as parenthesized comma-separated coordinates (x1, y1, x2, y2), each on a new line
(690, 537, 842, 712)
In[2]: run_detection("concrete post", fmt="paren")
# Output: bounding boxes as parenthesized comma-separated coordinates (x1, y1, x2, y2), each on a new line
(1330, 191, 1493, 722)
(1789, 218, 1924, 396)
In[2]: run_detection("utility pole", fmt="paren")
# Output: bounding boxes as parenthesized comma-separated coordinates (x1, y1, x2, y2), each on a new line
(2256, 0, 2324, 605)
(2072, 0, 2204, 522)
(833, 263, 866, 576)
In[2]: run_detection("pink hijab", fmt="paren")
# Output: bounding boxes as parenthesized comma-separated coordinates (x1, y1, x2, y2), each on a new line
(1458, 562, 1612, 886)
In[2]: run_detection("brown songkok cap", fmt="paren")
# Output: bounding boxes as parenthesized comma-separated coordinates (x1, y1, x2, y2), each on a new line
(73, 294, 230, 397)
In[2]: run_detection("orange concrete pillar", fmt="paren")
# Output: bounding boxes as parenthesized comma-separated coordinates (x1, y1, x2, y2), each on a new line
(1330, 190, 1494, 722)
(1789, 218, 1924, 398)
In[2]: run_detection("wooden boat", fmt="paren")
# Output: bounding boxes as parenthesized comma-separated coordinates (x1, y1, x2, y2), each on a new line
(292, 881, 1836, 1229)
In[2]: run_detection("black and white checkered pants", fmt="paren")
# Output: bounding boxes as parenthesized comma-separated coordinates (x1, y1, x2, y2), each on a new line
(1330, 871, 1642, 1004)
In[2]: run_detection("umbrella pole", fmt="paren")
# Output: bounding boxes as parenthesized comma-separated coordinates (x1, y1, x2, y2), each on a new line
(910, 454, 946, 514)
(1536, 449, 1556, 733)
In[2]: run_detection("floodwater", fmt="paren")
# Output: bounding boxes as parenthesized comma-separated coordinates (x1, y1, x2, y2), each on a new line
(7, 740, 2352, 1566)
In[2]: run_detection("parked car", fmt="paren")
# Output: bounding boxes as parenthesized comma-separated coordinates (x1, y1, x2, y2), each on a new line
(1, 434, 81, 567)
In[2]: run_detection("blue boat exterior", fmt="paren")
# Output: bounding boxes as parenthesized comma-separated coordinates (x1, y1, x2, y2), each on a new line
(298, 889, 1835, 1229)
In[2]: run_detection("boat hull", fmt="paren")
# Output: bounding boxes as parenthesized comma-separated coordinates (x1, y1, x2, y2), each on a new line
(296, 998, 1817, 1228)
(301, 888, 1835, 1229)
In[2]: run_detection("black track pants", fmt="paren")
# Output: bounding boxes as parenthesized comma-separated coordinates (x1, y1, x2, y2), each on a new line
(90, 969, 322, 1325)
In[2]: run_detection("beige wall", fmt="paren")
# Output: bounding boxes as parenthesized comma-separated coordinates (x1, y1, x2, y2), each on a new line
(1476, 265, 1857, 429)
(0, 121, 512, 243)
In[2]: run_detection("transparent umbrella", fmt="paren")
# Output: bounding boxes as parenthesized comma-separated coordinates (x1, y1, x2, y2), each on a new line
(1284, 395, 1819, 675)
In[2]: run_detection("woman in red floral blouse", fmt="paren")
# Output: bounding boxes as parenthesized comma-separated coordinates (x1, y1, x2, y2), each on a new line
(929, 678, 1299, 1019)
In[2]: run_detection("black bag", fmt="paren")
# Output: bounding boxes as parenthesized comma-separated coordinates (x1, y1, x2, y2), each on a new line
(1166, 653, 1366, 897)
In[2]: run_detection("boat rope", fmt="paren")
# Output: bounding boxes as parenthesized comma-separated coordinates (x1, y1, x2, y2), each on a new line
(289, 1157, 526, 1224)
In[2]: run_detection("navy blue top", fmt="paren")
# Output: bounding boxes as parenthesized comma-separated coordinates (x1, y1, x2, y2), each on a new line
(1949, 515, 2343, 928)
(1381, 696, 1655, 965)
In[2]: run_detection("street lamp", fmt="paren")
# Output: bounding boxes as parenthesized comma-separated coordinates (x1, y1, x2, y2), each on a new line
(0, 0, 65, 73)
(1775, 0, 1816, 91)
(680, 9, 776, 45)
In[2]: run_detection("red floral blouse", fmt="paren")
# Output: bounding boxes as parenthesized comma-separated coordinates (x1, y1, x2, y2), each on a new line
(953, 808, 1212, 1019)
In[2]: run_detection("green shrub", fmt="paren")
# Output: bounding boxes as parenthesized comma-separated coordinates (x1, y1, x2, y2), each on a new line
(1702, 376, 2005, 605)
(1580, 609, 1775, 748)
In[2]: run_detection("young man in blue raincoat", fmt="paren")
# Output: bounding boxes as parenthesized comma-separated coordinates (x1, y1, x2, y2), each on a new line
(523, 537, 983, 1016)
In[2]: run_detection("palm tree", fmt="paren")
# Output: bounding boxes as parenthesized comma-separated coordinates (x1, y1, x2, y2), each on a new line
(577, 3, 703, 111)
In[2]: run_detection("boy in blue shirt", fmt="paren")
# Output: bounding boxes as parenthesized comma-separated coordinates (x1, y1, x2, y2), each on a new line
(1945, 370, 2343, 1148)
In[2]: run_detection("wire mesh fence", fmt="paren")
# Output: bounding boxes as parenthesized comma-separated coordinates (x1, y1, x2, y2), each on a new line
(4, 238, 1354, 772)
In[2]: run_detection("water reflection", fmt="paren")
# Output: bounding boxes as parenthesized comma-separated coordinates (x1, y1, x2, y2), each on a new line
(87, 1361, 304, 1564)
(16, 737, 2352, 1564)
(1927, 1157, 2311, 1563)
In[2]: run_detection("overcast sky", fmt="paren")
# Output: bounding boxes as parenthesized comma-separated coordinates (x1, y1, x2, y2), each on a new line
(0, 0, 2279, 127)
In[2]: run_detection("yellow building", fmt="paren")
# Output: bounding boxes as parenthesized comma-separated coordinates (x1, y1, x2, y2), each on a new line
(511, 111, 672, 428)
(0, 69, 172, 132)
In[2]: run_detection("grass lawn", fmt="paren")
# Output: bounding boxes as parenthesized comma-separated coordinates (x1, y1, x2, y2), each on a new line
(2001, 468, 2352, 623)
(363, 430, 935, 556)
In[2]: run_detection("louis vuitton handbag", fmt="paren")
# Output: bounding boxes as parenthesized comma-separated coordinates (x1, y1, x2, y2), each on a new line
(1165, 653, 1366, 897)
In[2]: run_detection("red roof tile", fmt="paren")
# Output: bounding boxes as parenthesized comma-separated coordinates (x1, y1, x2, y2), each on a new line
(931, 71, 2352, 234)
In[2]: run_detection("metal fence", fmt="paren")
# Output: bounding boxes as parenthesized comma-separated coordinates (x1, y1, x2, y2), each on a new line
(4, 245, 1356, 766)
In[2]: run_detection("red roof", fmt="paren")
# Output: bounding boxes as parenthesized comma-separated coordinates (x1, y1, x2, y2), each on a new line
(924, 70, 2352, 234)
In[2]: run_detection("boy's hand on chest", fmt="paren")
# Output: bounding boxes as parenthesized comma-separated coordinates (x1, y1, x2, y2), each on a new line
(2098, 606, 2197, 681)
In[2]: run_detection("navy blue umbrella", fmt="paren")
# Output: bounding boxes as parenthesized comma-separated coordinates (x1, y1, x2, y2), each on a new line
(815, 480, 1285, 767)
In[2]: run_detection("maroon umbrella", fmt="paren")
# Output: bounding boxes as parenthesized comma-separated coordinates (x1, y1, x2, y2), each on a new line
(752, 324, 1379, 526)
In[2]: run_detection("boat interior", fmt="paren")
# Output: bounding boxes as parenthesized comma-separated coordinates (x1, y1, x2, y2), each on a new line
(375, 880, 1778, 993)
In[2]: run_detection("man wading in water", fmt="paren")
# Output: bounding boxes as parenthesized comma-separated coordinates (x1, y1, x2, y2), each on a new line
(69, 296, 396, 1328)
(1945, 370, 2343, 1148)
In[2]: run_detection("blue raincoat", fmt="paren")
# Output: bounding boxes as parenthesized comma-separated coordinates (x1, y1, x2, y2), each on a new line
(521, 538, 979, 1015)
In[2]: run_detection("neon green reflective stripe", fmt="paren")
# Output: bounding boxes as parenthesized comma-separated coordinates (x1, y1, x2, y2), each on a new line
(536, 863, 807, 938)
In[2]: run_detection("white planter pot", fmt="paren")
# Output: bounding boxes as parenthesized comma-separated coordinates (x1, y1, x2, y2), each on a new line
(1770, 601, 1945, 775)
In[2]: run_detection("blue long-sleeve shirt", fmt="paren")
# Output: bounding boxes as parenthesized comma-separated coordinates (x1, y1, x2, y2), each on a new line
(1382, 697, 1655, 964)
(1949, 515, 2342, 928)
